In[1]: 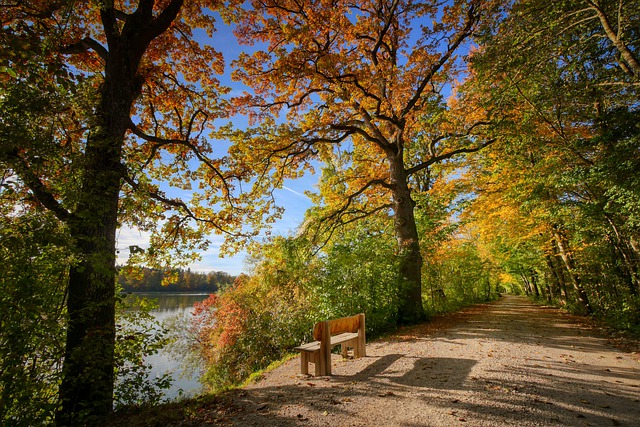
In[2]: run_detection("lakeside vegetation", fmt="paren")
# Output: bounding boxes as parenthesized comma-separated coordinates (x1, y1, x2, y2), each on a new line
(117, 267, 236, 293)
(1, 0, 638, 425)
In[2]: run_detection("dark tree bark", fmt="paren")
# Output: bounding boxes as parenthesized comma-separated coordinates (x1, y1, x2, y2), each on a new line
(55, 2, 184, 424)
(57, 68, 137, 424)
(545, 252, 565, 302)
(389, 152, 426, 324)
(530, 269, 540, 299)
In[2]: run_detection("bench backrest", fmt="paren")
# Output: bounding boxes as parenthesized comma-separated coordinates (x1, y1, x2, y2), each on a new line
(313, 313, 363, 341)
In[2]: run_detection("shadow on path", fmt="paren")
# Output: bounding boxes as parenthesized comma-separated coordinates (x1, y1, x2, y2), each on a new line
(173, 296, 640, 426)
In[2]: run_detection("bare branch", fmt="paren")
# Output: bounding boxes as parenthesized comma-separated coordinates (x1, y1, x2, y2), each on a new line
(307, 203, 393, 254)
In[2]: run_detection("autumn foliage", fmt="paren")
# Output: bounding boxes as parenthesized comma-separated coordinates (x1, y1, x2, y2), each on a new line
(189, 269, 315, 390)
(1, 0, 639, 422)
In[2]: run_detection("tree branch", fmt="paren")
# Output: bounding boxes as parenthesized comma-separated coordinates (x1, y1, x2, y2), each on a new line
(144, 0, 184, 43)
(126, 116, 237, 205)
(401, 4, 479, 118)
(122, 173, 243, 238)
(406, 139, 495, 176)
(587, 0, 640, 76)
(61, 37, 108, 61)
(307, 203, 393, 254)
(371, 0, 400, 66)
(4, 149, 71, 222)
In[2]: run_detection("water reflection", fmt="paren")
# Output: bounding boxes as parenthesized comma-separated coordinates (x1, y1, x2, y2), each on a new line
(125, 292, 212, 400)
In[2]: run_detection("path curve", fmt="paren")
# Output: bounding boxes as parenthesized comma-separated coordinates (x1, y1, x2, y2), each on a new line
(201, 296, 640, 426)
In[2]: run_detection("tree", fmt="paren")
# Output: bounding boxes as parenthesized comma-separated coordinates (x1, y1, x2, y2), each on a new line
(231, 0, 497, 323)
(0, 1, 270, 423)
(462, 0, 639, 316)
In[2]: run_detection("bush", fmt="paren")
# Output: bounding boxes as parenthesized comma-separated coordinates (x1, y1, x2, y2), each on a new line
(192, 274, 316, 391)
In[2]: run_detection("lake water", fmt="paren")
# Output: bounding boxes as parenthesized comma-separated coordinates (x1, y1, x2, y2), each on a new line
(127, 292, 212, 400)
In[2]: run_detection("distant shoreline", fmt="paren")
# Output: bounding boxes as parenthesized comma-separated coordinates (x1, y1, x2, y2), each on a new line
(122, 291, 215, 295)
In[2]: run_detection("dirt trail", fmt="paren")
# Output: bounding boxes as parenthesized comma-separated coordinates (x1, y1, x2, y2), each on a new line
(200, 296, 640, 426)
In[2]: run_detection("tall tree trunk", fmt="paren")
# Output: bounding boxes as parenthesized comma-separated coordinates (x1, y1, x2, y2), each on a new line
(552, 228, 592, 314)
(389, 152, 425, 324)
(543, 271, 553, 303)
(58, 149, 120, 422)
(530, 269, 540, 298)
(520, 273, 532, 295)
(57, 33, 143, 426)
(544, 253, 566, 302)
(604, 214, 639, 296)
(553, 250, 570, 302)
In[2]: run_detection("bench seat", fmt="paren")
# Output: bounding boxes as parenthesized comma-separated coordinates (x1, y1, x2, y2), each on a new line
(294, 332, 359, 352)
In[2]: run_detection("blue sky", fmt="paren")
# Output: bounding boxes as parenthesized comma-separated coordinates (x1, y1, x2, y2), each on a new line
(115, 16, 316, 275)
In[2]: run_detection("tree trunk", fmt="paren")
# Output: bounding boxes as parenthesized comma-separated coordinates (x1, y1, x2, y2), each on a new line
(604, 214, 639, 296)
(553, 251, 570, 302)
(56, 43, 141, 426)
(544, 253, 564, 302)
(530, 269, 540, 298)
(388, 152, 425, 324)
(520, 273, 532, 295)
(553, 228, 592, 314)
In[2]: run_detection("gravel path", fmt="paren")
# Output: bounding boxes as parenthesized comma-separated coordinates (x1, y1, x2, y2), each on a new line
(203, 296, 640, 426)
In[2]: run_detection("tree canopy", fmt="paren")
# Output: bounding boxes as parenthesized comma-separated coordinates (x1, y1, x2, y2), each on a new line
(1, 0, 639, 423)
(230, 0, 499, 323)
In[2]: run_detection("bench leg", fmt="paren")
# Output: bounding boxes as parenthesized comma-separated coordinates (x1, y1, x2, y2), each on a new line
(358, 313, 366, 357)
(314, 354, 323, 376)
(300, 351, 309, 375)
(319, 321, 331, 376)
(354, 339, 361, 358)
(341, 343, 348, 358)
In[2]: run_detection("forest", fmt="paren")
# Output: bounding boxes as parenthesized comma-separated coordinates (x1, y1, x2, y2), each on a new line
(1, 0, 638, 425)
(117, 267, 235, 293)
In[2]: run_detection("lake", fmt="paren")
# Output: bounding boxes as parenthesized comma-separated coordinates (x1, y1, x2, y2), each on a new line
(126, 292, 212, 400)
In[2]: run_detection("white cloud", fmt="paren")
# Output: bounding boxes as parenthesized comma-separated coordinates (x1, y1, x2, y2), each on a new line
(115, 227, 151, 265)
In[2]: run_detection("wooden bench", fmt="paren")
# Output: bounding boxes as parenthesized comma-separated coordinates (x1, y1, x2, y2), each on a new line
(294, 313, 366, 376)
